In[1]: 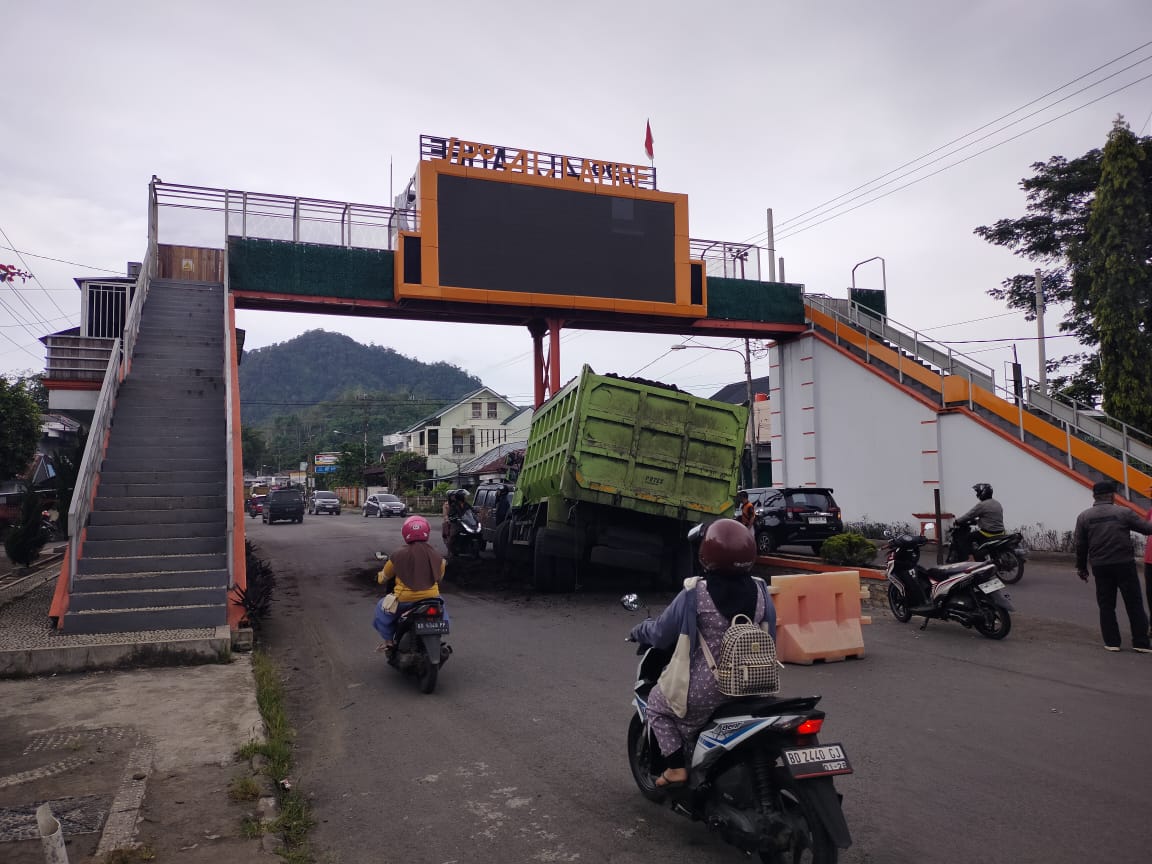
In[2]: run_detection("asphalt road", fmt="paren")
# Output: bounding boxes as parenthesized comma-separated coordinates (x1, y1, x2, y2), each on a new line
(251, 512, 1152, 864)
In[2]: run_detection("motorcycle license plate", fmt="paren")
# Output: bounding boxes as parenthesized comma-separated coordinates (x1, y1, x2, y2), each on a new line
(978, 576, 1006, 593)
(782, 743, 853, 779)
(413, 620, 449, 635)
(808, 516, 827, 525)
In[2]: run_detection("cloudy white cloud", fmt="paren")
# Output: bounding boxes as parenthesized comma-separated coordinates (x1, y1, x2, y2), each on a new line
(3, 0, 1151, 405)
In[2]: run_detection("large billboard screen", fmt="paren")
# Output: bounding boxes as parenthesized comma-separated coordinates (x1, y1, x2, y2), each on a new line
(436, 174, 676, 303)
(396, 140, 703, 317)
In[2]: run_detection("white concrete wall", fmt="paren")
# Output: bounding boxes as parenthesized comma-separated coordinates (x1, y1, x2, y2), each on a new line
(938, 413, 1089, 535)
(770, 335, 1092, 535)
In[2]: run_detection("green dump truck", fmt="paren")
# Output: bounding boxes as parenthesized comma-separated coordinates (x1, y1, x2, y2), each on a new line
(495, 365, 749, 591)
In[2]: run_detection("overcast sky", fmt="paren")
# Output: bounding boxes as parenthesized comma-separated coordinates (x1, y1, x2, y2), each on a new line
(4, 1, 1152, 407)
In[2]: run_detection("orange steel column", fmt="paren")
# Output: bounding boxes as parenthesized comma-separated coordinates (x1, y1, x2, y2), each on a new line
(529, 320, 547, 408)
(547, 318, 563, 397)
(227, 296, 248, 629)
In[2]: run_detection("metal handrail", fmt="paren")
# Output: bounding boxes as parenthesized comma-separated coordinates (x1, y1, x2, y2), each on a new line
(154, 180, 772, 263)
(66, 338, 121, 586)
(223, 250, 236, 587)
(806, 294, 997, 393)
(65, 184, 159, 594)
(806, 294, 1152, 499)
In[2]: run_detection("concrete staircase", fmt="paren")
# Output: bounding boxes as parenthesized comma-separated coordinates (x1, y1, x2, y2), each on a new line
(62, 280, 230, 634)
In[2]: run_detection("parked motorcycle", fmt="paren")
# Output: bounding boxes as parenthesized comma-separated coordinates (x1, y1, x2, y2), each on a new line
(621, 594, 852, 863)
(885, 533, 1014, 639)
(447, 508, 484, 558)
(374, 553, 453, 693)
(39, 512, 57, 544)
(945, 523, 1027, 584)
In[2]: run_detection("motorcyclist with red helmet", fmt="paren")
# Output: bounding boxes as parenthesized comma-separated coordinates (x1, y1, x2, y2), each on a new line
(373, 514, 448, 653)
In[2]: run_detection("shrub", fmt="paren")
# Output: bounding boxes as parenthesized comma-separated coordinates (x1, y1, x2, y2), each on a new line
(819, 532, 879, 567)
(845, 516, 913, 540)
(1016, 523, 1075, 553)
(231, 540, 276, 626)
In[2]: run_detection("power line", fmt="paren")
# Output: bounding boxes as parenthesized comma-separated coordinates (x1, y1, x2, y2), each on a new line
(0, 313, 74, 329)
(935, 333, 1080, 344)
(740, 40, 1152, 247)
(770, 43, 1152, 237)
(775, 61, 1152, 240)
(775, 71, 1152, 243)
(0, 226, 69, 319)
(0, 244, 125, 274)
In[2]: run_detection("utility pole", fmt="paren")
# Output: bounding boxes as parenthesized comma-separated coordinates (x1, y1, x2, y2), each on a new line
(744, 338, 756, 486)
(766, 208, 776, 282)
(1034, 269, 1047, 395)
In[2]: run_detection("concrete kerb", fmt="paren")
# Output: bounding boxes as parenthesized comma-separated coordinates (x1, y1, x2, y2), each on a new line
(0, 626, 233, 678)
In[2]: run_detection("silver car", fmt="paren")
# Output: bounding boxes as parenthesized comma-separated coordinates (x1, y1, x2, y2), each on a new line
(363, 493, 407, 518)
(309, 491, 342, 515)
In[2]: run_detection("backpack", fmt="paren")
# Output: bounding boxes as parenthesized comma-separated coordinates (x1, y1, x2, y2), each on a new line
(699, 585, 780, 696)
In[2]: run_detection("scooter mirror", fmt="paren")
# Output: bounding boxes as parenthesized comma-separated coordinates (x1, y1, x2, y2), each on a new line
(620, 593, 641, 612)
(375, 552, 389, 562)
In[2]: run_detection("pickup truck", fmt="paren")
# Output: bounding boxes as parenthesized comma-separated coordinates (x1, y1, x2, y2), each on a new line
(494, 365, 747, 591)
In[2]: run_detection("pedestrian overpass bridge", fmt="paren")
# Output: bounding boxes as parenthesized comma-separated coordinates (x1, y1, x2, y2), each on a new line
(43, 174, 1152, 635)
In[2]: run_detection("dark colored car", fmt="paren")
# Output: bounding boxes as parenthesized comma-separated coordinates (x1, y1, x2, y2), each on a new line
(363, 493, 407, 518)
(247, 494, 266, 518)
(263, 489, 306, 524)
(473, 481, 514, 545)
(744, 486, 843, 555)
(309, 491, 341, 516)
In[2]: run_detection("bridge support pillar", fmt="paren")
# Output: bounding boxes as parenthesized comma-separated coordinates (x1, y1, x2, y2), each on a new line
(528, 319, 564, 408)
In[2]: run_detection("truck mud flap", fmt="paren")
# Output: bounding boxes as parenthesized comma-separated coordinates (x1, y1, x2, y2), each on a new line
(590, 546, 660, 572)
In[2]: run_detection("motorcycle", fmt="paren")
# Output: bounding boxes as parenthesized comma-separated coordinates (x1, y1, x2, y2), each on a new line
(447, 508, 484, 558)
(885, 533, 1014, 639)
(945, 523, 1027, 584)
(39, 513, 57, 544)
(374, 553, 453, 693)
(621, 594, 853, 863)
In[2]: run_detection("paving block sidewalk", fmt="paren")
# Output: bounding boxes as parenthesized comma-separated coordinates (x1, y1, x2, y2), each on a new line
(0, 557, 272, 862)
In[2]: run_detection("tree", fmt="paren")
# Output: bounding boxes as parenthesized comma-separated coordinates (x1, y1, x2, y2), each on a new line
(974, 125, 1152, 407)
(242, 426, 268, 475)
(4, 483, 46, 568)
(334, 446, 363, 490)
(52, 427, 88, 536)
(0, 376, 41, 481)
(1081, 118, 1152, 431)
(383, 451, 427, 493)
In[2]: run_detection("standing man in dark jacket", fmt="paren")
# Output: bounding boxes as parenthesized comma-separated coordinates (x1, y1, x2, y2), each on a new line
(1074, 480, 1152, 653)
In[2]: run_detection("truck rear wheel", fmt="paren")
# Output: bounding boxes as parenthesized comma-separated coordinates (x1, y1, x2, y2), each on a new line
(532, 535, 579, 593)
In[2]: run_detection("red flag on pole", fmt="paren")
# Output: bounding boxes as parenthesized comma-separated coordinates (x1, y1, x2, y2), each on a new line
(644, 120, 654, 161)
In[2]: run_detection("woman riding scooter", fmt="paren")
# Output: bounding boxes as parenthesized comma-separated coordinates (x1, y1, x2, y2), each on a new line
(373, 515, 448, 655)
(628, 519, 776, 789)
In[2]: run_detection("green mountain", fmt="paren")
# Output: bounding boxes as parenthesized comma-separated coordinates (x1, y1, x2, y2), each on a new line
(237, 330, 484, 471)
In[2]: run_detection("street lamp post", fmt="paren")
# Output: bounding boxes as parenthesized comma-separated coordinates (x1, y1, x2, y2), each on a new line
(670, 342, 758, 487)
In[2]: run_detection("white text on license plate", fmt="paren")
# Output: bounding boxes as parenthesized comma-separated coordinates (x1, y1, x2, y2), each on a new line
(978, 576, 1006, 593)
(808, 516, 827, 525)
(782, 743, 853, 778)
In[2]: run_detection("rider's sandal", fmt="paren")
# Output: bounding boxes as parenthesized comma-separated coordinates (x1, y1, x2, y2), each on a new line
(654, 771, 688, 790)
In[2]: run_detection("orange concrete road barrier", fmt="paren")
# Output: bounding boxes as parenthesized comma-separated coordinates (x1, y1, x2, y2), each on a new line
(769, 570, 867, 665)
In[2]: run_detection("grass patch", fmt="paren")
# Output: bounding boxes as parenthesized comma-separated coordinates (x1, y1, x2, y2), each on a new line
(228, 775, 261, 802)
(243, 649, 314, 862)
(240, 814, 266, 838)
